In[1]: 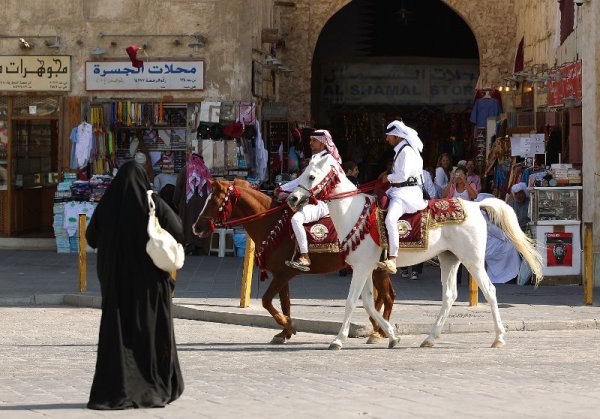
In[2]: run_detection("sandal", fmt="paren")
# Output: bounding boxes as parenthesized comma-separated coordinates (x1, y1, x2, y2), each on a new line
(285, 259, 311, 272)
(377, 259, 397, 274)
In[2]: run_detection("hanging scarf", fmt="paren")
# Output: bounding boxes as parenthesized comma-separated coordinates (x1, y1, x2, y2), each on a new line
(185, 153, 212, 203)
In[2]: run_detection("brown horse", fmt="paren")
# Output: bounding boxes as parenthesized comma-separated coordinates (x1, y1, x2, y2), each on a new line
(192, 179, 396, 344)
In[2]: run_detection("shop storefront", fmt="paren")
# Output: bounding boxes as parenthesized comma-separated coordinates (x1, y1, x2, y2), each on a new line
(0, 55, 70, 237)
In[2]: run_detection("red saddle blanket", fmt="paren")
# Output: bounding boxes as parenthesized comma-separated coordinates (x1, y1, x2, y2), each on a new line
(304, 216, 340, 253)
(371, 198, 466, 250)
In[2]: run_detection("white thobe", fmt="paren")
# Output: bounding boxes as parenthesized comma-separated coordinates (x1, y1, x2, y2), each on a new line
(385, 140, 427, 257)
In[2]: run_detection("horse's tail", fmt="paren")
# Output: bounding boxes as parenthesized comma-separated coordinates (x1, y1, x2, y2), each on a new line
(477, 198, 543, 285)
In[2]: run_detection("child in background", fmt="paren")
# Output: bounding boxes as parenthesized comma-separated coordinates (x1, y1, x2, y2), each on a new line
(342, 160, 359, 187)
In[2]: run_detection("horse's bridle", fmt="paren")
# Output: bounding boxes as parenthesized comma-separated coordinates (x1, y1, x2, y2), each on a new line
(298, 166, 341, 205)
(197, 183, 240, 232)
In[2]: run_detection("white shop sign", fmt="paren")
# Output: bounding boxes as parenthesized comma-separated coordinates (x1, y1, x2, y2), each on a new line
(321, 62, 478, 105)
(0, 56, 71, 91)
(86, 61, 204, 91)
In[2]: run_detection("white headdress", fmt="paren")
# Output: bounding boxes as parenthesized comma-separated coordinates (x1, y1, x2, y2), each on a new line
(386, 120, 423, 153)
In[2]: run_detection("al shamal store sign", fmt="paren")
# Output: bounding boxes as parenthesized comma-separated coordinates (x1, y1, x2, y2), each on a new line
(321, 62, 478, 105)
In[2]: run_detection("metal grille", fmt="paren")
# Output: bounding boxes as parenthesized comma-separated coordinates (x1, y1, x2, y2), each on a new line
(12, 96, 60, 117)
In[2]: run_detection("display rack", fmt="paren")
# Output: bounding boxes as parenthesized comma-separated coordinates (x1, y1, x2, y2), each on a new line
(263, 120, 290, 180)
(530, 186, 582, 279)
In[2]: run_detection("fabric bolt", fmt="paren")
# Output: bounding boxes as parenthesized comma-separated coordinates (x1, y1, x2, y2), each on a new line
(290, 201, 329, 254)
(85, 161, 184, 410)
(385, 139, 427, 257)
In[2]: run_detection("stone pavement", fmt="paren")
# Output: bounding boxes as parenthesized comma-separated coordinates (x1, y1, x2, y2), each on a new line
(0, 250, 599, 338)
(1, 306, 600, 418)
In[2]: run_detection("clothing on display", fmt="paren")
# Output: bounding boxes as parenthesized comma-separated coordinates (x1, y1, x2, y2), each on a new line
(470, 94, 502, 128)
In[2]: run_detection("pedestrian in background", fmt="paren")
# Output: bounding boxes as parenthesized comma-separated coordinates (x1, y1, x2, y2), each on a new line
(85, 160, 184, 410)
(173, 152, 212, 255)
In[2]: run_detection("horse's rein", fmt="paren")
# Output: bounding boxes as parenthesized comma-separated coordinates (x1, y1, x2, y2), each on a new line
(209, 183, 287, 229)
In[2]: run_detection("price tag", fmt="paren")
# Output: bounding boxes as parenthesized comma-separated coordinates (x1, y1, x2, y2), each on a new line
(28, 105, 37, 115)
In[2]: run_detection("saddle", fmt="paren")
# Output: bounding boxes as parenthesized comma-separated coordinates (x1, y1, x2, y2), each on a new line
(372, 198, 466, 250)
(303, 216, 340, 253)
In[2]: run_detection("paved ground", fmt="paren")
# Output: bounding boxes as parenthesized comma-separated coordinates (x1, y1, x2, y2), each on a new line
(0, 306, 599, 418)
(1, 250, 599, 339)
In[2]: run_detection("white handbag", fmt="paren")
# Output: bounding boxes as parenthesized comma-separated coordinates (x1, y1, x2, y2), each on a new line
(145, 190, 185, 272)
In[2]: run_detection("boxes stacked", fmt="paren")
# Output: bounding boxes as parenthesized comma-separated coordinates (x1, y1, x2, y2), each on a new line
(54, 174, 77, 253)
(53, 202, 69, 253)
(567, 168, 582, 185)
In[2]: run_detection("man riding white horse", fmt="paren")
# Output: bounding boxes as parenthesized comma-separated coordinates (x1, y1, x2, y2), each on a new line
(276, 129, 342, 272)
(377, 120, 427, 274)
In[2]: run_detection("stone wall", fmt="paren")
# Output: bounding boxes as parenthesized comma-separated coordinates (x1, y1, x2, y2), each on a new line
(278, 0, 516, 121)
(0, 0, 275, 101)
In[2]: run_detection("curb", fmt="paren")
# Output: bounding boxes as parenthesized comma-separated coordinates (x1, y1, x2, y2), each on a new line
(2, 294, 599, 338)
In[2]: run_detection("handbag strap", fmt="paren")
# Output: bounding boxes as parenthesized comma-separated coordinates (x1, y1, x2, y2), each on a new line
(147, 190, 156, 216)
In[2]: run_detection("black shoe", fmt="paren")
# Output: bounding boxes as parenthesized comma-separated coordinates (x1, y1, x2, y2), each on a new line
(338, 269, 347, 277)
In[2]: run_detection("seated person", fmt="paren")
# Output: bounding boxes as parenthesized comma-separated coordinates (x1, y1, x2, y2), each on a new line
(275, 130, 342, 272)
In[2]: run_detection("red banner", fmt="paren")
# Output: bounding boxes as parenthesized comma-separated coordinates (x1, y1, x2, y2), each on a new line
(547, 61, 582, 107)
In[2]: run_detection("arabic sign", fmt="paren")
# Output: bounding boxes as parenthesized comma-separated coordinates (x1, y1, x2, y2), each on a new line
(0, 56, 71, 91)
(510, 134, 545, 157)
(547, 61, 581, 107)
(321, 62, 478, 105)
(86, 61, 204, 91)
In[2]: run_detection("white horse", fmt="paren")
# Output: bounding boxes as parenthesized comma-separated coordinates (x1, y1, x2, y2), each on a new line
(286, 154, 543, 350)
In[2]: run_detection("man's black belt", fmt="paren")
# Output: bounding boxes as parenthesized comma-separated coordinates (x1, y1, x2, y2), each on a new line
(390, 177, 418, 188)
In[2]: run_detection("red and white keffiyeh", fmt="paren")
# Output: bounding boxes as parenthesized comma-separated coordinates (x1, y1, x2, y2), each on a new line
(310, 129, 341, 164)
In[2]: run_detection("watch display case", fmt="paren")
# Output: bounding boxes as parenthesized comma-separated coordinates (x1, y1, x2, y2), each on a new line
(530, 186, 581, 224)
(530, 186, 582, 278)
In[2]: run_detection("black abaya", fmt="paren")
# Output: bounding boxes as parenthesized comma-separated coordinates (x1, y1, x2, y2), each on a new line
(85, 161, 184, 410)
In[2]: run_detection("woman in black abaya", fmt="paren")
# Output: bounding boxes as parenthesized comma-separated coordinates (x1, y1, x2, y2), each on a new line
(86, 160, 184, 410)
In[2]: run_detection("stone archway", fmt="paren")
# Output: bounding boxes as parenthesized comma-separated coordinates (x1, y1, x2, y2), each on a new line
(278, 0, 516, 121)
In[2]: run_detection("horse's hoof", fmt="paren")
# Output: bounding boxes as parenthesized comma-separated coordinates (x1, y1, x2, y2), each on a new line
(388, 337, 400, 349)
(420, 340, 434, 348)
(271, 336, 286, 344)
(366, 334, 382, 344)
(328, 342, 342, 350)
(491, 339, 505, 349)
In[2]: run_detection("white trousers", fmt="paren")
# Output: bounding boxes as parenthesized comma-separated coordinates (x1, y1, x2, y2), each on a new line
(290, 201, 329, 254)
(385, 186, 427, 257)
(385, 199, 405, 258)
